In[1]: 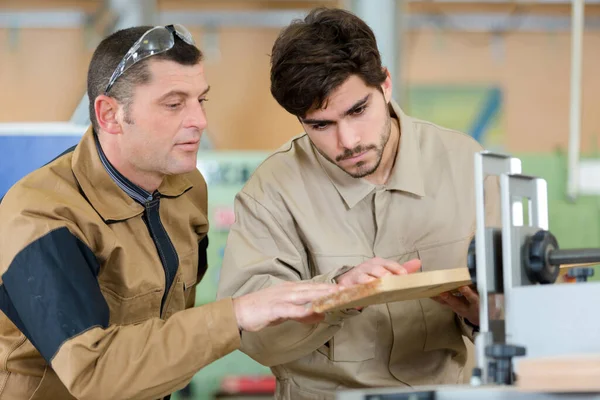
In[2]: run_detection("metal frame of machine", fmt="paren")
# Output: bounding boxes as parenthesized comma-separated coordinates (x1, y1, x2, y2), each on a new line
(337, 150, 600, 399)
(471, 151, 600, 386)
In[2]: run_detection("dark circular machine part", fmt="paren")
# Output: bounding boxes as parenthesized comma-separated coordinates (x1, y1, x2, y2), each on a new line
(485, 343, 526, 385)
(522, 230, 560, 284)
(485, 343, 526, 359)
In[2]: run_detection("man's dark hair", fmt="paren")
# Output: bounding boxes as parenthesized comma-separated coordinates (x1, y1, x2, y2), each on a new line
(87, 26, 202, 132)
(270, 8, 387, 118)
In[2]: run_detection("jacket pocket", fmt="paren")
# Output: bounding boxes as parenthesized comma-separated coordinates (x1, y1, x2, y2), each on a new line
(181, 247, 199, 294)
(313, 254, 376, 362)
(416, 238, 471, 353)
(416, 237, 471, 273)
(29, 366, 75, 400)
(162, 248, 199, 316)
(289, 384, 336, 400)
(100, 286, 162, 325)
(330, 308, 379, 362)
(278, 377, 336, 400)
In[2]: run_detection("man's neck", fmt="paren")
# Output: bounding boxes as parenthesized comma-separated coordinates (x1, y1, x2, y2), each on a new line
(365, 116, 400, 186)
(97, 133, 163, 194)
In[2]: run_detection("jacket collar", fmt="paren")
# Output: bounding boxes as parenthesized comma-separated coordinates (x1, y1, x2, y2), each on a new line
(316, 100, 425, 209)
(72, 126, 193, 222)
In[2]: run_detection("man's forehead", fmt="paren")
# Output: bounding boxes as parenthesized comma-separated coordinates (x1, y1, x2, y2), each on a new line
(306, 75, 372, 117)
(145, 59, 207, 93)
(147, 59, 204, 80)
(306, 93, 371, 121)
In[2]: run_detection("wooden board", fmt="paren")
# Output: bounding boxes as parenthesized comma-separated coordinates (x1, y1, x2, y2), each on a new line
(560, 262, 598, 270)
(517, 354, 600, 392)
(311, 268, 472, 313)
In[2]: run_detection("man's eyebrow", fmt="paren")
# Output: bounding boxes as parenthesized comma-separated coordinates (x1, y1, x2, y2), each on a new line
(300, 94, 371, 125)
(157, 86, 210, 102)
(301, 117, 335, 125)
(157, 90, 189, 102)
(343, 94, 370, 117)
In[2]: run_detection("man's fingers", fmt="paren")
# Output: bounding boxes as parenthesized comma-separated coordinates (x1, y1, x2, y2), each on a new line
(357, 273, 377, 284)
(380, 258, 422, 275)
(362, 258, 422, 276)
(381, 261, 407, 275)
(458, 286, 479, 304)
(437, 292, 479, 326)
(285, 286, 339, 305)
(402, 259, 422, 274)
(439, 293, 470, 315)
(431, 296, 447, 305)
(364, 257, 403, 272)
(272, 304, 317, 324)
(367, 265, 393, 278)
(363, 258, 403, 275)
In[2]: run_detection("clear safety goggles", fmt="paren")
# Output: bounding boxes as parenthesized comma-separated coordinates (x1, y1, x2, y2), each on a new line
(104, 24, 196, 94)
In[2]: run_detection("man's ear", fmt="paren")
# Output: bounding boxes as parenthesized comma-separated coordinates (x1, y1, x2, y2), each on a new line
(94, 95, 122, 135)
(381, 68, 393, 104)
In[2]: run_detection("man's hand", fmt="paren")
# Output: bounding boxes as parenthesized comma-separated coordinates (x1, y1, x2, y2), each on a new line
(232, 282, 339, 332)
(432, 286, 480, 327)
(335, 257, 422, 288)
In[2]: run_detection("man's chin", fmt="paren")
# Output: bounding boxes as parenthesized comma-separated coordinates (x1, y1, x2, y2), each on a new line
(339, 162, 377, 179)
(168, 158, 198, 175)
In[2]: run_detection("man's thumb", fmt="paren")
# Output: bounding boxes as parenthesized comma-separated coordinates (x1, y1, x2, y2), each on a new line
(402, 258, 422, 274)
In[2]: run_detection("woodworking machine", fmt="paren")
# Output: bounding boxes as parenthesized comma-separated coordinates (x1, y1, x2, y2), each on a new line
(337, 151, 600, 400)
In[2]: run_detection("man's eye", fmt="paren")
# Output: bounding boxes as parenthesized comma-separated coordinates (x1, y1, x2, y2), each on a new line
(166, 103, 182, 109)
(312, 123, 329, 131)
(352, 105, 366, 115)
(199, 98, 209, 104)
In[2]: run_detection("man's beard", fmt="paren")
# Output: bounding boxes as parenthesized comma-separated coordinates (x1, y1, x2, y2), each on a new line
(320, 106, 392, 179)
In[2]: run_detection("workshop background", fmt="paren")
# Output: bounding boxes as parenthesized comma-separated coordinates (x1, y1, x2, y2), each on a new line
(1, 0, 599, 399)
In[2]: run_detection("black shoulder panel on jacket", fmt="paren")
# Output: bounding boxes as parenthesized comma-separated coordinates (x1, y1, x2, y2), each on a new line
(0, 226, 109, 362)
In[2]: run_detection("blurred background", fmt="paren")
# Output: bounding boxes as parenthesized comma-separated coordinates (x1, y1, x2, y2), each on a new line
(1, 0, 599, 399)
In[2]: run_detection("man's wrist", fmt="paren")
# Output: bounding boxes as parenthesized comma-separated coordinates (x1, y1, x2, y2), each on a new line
(232, 297, 246, 334)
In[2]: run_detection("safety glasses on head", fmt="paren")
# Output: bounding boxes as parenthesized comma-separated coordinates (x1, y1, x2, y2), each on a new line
(104, 24, 196, 95)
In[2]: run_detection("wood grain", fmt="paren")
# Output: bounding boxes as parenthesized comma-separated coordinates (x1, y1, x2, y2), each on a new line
(559, 262, 598, 270)
(311, 268, 472, 313)
(517, 355, 600, 392)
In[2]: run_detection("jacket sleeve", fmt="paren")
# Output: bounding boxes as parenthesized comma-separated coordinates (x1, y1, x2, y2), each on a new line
(216, 191, 357, 367)
(0, 218, 240, 400)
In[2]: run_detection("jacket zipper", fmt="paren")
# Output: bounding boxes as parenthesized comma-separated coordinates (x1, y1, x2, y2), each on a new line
(143, 193, 176, 316)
